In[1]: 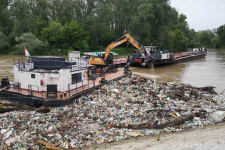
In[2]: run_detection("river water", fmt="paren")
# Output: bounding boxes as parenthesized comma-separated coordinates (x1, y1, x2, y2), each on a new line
(131, 49, 225, 94)
(0, 49, 225, 94)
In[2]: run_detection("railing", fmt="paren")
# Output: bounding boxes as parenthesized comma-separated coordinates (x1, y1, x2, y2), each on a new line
(70, 58, 90, 72)
(13, 57, 90, 72)
(13, 82, 21, 93)
(28, 84, 40, 96)
(68, 79, 95, 97)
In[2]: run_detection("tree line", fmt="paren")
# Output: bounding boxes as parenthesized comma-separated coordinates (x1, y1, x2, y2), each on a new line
(0, 0, 225, 55)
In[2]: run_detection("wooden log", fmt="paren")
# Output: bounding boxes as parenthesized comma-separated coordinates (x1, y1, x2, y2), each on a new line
(37, 140, 59, 150)
(114, 113, 197, 130)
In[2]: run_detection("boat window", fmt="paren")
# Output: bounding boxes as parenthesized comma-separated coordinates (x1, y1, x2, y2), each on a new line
(31, 74, 35, 79)
(72, 73, 82, 83)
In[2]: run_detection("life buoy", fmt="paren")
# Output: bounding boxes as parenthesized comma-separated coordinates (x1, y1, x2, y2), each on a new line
(83, 71, 88, 78)
(40, 80, 44, 86)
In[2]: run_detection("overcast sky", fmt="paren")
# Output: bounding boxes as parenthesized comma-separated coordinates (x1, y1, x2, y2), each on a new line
(170, 0, 225, 31)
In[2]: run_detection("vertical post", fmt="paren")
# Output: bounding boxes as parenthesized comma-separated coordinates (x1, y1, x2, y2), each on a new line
(88, 79, 89, 89)
(92, 80, 95, 87)
(76, 82, 77, 94)
(17, 83, 19, 93)
(68, 84, 71, 97)
(30, 85, 33, 96)
(18, 59, 20, 71)
(82, 80, 84, 91)
(79, 59, 81, 68)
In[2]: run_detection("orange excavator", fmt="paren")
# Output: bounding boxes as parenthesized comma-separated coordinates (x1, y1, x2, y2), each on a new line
(90, 34, 151, 74)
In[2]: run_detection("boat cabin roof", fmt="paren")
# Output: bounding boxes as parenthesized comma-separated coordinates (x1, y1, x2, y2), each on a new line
(83, 52, 118, 56)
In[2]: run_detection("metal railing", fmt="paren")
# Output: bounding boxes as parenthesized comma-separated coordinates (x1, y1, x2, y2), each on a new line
(28, 84, 40, 96)
(68, 79, 95, 97)
(70, 58, 90, 72)
(13, 57, 78, 71)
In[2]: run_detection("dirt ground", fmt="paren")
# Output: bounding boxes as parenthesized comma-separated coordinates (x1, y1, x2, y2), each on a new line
(85, 123, 225, 150)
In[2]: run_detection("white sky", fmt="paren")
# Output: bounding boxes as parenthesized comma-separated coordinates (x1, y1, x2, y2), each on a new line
(170, 0, 225, 31)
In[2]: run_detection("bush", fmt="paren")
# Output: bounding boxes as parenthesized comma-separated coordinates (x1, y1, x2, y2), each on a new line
(15, 32, 47, 55)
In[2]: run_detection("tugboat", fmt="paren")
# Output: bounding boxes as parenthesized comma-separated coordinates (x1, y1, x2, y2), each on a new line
(0, 51, 127, 107)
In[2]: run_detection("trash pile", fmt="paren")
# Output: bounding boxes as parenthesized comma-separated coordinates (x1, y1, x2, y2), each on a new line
(1, 75, 225, 149)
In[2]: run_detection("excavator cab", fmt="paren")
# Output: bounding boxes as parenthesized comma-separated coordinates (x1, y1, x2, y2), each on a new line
(102, 53, 114, 65)
(90, 52, 114, 66)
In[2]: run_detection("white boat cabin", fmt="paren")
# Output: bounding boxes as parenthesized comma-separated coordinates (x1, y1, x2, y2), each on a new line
(13, 52, 89, 96)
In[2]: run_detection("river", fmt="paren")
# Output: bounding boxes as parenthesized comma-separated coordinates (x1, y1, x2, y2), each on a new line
(0, 49, 225, 94)
(131, 49, 225, 94)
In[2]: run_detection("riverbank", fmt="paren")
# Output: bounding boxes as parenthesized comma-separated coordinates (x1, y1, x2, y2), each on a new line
(1, 75, 225, 149)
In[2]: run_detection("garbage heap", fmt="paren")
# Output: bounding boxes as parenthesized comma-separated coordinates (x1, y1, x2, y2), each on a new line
(1, 75, 225, 149)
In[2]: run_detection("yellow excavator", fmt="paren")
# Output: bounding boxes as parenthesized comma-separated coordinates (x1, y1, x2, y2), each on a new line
(90, 34, 151, 74)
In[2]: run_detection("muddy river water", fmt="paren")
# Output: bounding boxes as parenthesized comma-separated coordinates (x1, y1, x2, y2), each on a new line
(131, 49, 225, 94)
(0, 49, 225, 94)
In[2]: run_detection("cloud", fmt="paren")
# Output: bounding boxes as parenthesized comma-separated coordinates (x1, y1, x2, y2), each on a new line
(170, 0, 225, 31)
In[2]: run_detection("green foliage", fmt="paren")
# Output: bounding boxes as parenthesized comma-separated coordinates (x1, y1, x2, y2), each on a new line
(0, 0, 224, 55)
(0, 0, 13, 35)
(217, 25, 225, 47)
(0, 31, 10, 53)
(41, 21, 64, 47)
(14, 32, 47, 55)
(195, 30, 215, 48)
(63, 20, 89, 51)
(169, 30, 188, 51)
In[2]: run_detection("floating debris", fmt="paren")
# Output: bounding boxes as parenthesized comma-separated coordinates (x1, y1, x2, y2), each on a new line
(0, 75, 225, 149)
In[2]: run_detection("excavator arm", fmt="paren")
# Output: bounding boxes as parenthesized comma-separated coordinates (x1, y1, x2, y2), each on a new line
(90, 33, 151, 67)
(104, 34, 149, 61)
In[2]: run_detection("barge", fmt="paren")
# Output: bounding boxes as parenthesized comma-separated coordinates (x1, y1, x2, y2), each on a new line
(0, 51, 128, 107)
(130, 47, 207, 67)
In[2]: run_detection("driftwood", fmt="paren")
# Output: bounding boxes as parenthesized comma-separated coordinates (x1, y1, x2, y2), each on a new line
(37, 140, 59, 150)
(0, 100, 34, 113)
(197, 86, 217, 94)
(113, 113, 197, 130)
(145, 108, 187, 113)
(36, 106, 51, 113)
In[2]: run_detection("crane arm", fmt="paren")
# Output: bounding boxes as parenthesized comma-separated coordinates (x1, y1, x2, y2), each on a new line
(104, 34, 148, 61)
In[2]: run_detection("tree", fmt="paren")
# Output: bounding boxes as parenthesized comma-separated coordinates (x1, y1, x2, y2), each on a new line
(41, 21, 64, 48)
(83, 1, 116, 50)
(217, 25, 225, 48)
(169, 30, 188, 51)
(130, 2, 154, 45)
(15, 32, 46, 54)
(0, 0, 13, 35)
(0, 31, 10, 53)
(0, 0, 221, 54)
(63, 20, 89, 51)
(10, 0, 36, 36)
(195, 30, 215, 48)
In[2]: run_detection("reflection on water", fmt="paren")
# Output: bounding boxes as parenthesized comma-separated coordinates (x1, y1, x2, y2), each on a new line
(132, 49, 225, 94)
(0, 49, 225, 94)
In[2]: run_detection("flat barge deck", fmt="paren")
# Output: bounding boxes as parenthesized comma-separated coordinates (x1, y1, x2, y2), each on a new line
(153, 52, 207, 67)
